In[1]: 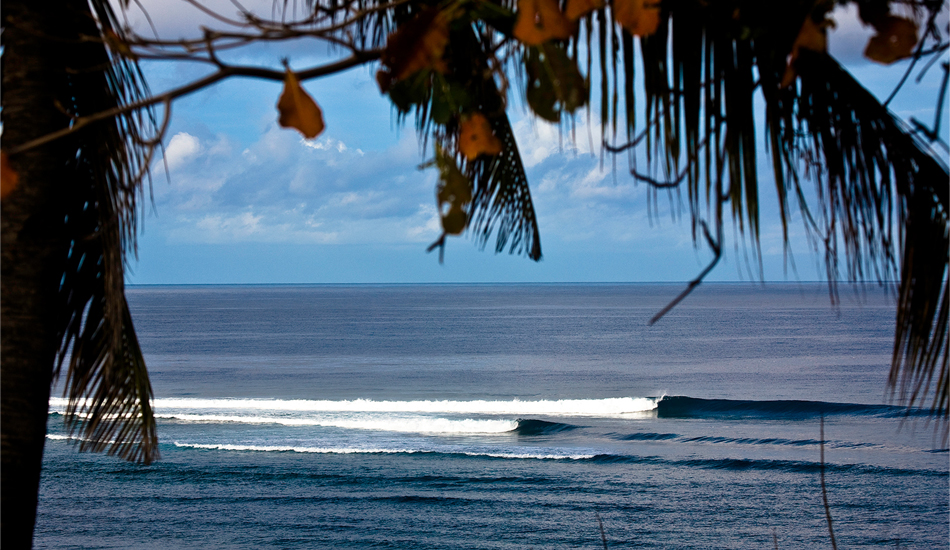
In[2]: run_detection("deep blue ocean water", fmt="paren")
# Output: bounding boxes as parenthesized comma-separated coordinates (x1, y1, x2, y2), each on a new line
(36, 284, 949, 548)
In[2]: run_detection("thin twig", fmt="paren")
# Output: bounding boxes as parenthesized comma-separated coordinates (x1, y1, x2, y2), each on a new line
(426, 233, 447, 263)
(820, 417, 838, 550)
(596, 513, 608, 550)
(122, 0, 407, 53)
(884, 7, 942, 107)
(630, 169, 686, 189)
(181, 0, 249, 27)
(128, 97, 172, 188)
(649, 220, 721, 325)
(6, 50, 380, 156)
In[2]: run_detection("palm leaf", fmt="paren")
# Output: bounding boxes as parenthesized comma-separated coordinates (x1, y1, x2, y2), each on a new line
(379, 9, 545, 260)
(466, 112, 543, 260)
(54, 0, 159, 463)
(794, 50, 948, 423)
(594, 2, 947, 422)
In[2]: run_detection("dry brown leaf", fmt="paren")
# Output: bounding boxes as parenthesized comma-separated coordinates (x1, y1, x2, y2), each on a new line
(442, 203, 468, 235)
(865, 16, 918, 64)
(565, 0, 605, 21)
(277, 68, 325, 139)
(514, 0, 576, 45)
(1, 151, 19, 200)
(613, 0, 660, 36)
(781, 16, 829, 88)
(379, 7, 453, 90)
(435, 146, 472, 235)
(458, 113, 502, 160)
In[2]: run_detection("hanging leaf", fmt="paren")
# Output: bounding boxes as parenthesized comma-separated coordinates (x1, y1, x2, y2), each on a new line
(435, 145, 473, 235)
(613, 0, 661, 36)
(377, 7, 454, 92)
(459, 113, 503, 160)
(1, 151, 19, 199)
(525, 44, 588, 122)
(513, 0, 576, 45)
(277, 68, 325, 139)
(441, 203, 468, 234)
(565, 0, 605, 21)
(780, 15, 829, 88)
(864, 15, 918, 65)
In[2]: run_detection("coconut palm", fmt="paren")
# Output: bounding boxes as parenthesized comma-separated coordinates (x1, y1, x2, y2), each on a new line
(1, 0, 946, 547)
(2, 0, 158, 546)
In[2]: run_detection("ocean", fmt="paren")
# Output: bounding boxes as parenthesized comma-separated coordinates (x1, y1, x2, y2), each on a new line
(36, 284, 949, 548)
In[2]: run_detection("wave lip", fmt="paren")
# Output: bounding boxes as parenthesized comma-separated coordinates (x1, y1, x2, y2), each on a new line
(51, 396, 657, 417)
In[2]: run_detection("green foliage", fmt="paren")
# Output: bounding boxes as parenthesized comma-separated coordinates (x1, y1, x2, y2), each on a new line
(525, 43, 588, 122)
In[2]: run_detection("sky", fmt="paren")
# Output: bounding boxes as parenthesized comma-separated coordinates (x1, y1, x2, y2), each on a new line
(118, 0, 949, 285)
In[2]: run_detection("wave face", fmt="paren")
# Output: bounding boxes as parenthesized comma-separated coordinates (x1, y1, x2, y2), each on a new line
(655, 396, 918, 419)
(511, 419, 578, 436)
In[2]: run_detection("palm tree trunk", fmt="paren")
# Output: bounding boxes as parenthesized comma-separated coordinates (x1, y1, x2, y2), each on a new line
(2, 1, 85, 546)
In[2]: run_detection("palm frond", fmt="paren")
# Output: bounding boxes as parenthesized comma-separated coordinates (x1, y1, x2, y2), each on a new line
(594, 2, 947, 421)
(380, 8, 544, 260)
(794, 51, 948, 422)
(452, 23, 542, 259)
(54, 0, 159, 463)
(466, 112, 543, 260)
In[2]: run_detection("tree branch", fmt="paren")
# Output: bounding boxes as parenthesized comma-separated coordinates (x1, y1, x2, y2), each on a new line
(5, 50, 381, 156)
(649, 220, 722, 325)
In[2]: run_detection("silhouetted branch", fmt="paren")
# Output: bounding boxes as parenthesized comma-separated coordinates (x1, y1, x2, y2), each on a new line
(883, 5, 946, 107)
(820, 417, 838, 550)
(6, 50, 381, 156)
(596, 513, 608, 550)
(426, 234, 447, 264)
(631, 168, 687, 189)
(649, 220, 721, 325)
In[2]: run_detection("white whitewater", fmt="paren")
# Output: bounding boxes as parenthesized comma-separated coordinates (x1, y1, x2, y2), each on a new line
(50, 396, 659, 416)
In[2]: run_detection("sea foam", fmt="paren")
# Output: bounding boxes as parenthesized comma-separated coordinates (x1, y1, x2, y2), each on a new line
(51, 396, 658, 416)
(157, 414, 518, 434)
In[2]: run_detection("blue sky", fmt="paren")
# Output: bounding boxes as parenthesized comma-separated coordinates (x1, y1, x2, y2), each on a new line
(122, 0, 949, 285)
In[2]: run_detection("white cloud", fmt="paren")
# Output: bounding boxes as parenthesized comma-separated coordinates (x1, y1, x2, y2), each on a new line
(148, 115, 441, 247)
(163, 132, 202, 170)
(302, 137, 347, 152)
(513, 117, 598, 168)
